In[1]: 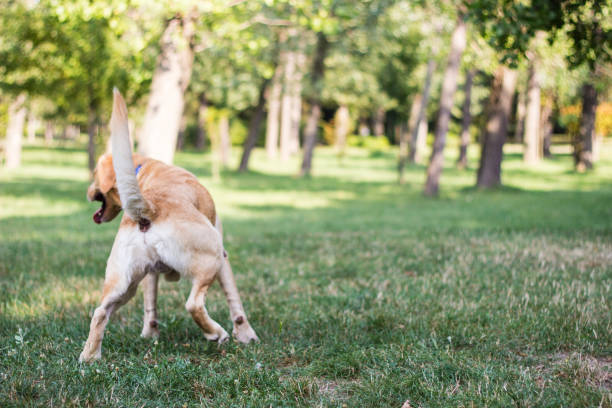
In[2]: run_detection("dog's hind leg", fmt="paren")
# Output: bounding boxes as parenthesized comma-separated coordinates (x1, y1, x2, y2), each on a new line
(141, 273, 159, 338)
(215, 216, 258, 343)
(217, 256, 259, 343)
(185, 277, 229, 343)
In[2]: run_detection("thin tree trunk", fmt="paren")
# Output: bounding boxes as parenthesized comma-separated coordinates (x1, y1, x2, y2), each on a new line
(209, 118, 220, 182)
(5, 93, 27, 169)
(44, 121, 54, 145)
(398, 94, 421, 180)
(416, 120, 428, 159)
(409, 59, 436, 164)
(266, 55, 284, 158)
(334, 104, 350, 153)
(541, 96, 553, 158)
(523, 58, 541, 164)
(373, 107, 385, 137)
(219, 113, 230, 167)
(27, 110, 38, 143)
(239, 79, 270, 172)
(280, 49, 296, 160)
(300, 32, 328, 177)
(575, 83, 598, 171)
(514, 87, 526, 142)
(195, 92, 207, 150)
(359, 119, 370, 136)
(87, 105, 97, 177)
(176, 113, 187, 151)
(138, 13, 196, 164)
(457, 69, 476, 169)
(424, 17, 467, 196)
(405, 95, 423, 165)
(476, 66, 518, 188)
(289, 48, 305, 154)
(397, 122, 410, 184)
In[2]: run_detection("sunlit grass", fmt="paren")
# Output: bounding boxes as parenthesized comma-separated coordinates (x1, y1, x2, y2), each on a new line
(0, 140, 611, 406)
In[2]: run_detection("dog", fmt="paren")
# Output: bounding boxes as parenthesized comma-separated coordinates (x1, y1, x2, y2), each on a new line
(79, 89, 258, 362)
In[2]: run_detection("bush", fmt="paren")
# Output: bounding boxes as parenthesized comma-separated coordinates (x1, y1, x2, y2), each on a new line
(347, 135, 391, 150)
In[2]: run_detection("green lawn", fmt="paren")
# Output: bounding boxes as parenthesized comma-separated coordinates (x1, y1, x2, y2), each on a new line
(1, 141, 611, 407)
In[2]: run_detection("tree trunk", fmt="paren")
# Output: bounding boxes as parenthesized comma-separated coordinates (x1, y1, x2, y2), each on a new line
(209, 116, 221, 181)
(265, 56, 283, 158)
(575, 83, 598, 171)
(219, 113, 230, 167)
(373, 107, 385, 137)
(457, 69, 476, 169)
(405, 95, 423, 166)
(409, 59, 436, 164)
(514, 87, 526, 142)
(523, 58, 541, 164)
(5, 93, 27, 169)
(138, 13, 196, 164)
(195, 92, 207, 150)
(289, 49, 305, 154)
(424, 17, 467, 196)
(334, 104, 350, 153)
(476, 66, 517, 188)
(300, 32, 328, 177)
(416, 119, 428, 159)
(541, 96, 553, 158)
(44, 121, 54, 145)
(280, 49, 296, 160)
(27, 110, 38, 143)
(397, 122, 410, 184)
(87, 105, 97, 177)
(176, 113, 187, 151)
(359, 119, 370, 136)
(239, 79, 269, 172)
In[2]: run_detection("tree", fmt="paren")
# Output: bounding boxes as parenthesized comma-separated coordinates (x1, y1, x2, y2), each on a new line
(138, 11, 197, 164)
(575, 82, 598, 171)
(456, 68, 476, 169)
(4, 93, 27, 169)
(424, 15, 467, 196)
(476, 66, 517, 188)
(300, 32, 328, 177)
(0, 0, 155, 173)
(238, 79, 269, 171)
(409, 59, 436, 164)
(266, 57, 283, 158)
(468, 0, 611, 183)
(523, 56, 541, 164)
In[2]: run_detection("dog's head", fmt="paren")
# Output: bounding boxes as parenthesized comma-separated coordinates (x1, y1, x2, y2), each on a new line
(87, 153, 123, 224)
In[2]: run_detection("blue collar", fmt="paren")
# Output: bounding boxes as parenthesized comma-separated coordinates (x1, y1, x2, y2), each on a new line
(135, 164, 142, 176)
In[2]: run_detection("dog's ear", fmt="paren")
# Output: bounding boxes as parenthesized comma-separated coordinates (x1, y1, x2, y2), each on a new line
(98, 154, 116, 193)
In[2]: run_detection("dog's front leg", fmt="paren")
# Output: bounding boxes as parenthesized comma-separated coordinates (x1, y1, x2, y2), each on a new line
(141, 273, 159, 338)
(79, 269, 143, 362)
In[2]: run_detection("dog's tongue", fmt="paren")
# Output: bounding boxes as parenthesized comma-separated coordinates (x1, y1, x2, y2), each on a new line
(93, 208, 103, 224)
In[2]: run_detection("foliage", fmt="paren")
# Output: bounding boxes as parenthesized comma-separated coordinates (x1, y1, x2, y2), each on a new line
(346, 135, 391, 150)
(468, 0, 612, 69)
(561, 102, 612, 137)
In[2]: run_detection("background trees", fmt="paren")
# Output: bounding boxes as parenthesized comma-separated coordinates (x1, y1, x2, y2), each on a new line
(0, 0, 610, 194)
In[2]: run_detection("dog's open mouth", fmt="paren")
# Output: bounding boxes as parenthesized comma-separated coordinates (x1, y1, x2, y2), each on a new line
(93, 192, 106, 224)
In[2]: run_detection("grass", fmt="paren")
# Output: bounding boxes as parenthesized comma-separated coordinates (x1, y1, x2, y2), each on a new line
(1, 140, 611, 407)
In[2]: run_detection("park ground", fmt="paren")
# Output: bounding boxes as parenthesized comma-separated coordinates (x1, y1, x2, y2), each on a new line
(0, 140, 611, 407)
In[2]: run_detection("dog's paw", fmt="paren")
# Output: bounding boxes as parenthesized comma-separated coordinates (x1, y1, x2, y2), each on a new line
(141, 320, 160, 339)
(204, 326, 229, 344)
(233, 324, 259, 344)
(79, 349, 101, 363)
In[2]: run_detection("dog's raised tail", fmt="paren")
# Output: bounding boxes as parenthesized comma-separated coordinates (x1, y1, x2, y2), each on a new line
(110, 88, 153, 229)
